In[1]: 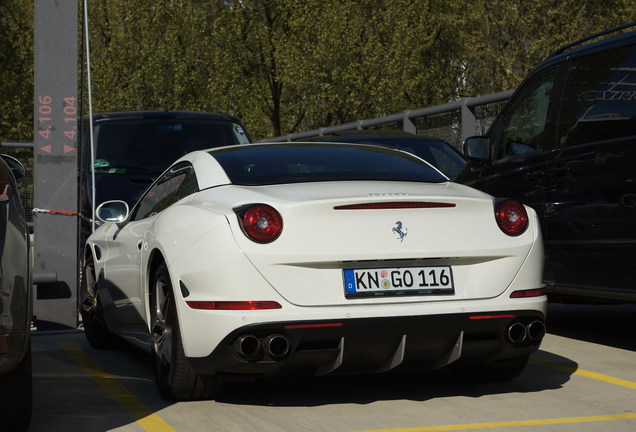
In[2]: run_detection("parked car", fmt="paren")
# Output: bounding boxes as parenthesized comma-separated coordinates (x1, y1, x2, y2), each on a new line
(305, 131, 466, 180)
(0, 155, 32, 431)
(79, 111, 251, 242)
(458, 23, 636, 304)
(81, 142, 546, 401)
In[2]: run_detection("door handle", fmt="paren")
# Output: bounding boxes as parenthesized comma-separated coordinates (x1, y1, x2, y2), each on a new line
(546, 165, 570, 177)
(523, 170, 544, 184)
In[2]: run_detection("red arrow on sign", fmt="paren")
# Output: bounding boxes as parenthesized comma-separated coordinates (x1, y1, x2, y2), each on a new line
(63, 145, 76, 153)
(40, 145, 52, 153)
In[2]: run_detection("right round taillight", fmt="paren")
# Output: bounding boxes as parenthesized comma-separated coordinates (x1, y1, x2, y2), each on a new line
(239, 204, 283, 243)
(495, 199, 528, 236)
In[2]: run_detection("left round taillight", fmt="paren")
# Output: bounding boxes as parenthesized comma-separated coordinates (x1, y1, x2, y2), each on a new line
(239, 204, 283, 243)
(495, 199, 528, 236)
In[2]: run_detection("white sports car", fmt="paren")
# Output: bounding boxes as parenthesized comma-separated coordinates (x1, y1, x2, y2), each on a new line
(82, 142, 547, 401)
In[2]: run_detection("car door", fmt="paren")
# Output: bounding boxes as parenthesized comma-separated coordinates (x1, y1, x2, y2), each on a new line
(102, 162, 200, 334)
(544, 42, 636, 300)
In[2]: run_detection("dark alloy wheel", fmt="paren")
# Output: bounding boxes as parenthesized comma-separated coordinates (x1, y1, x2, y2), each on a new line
(80, 256, 115, 349)
(150, 262, 222, 401)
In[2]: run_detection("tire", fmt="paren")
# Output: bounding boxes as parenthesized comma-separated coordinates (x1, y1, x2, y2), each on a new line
(0, 343, 32, 432)
(80, 256, 115, 349)
(452, 355, 530, 382)
(150, 262, 222, 401)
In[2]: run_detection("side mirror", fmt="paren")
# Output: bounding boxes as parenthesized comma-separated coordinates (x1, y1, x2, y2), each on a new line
(96, 200, 130, 223)
(463, 136, 491, 161)
(1, 154, 26, 181)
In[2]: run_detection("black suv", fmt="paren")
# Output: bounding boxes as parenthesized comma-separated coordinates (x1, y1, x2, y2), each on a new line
(458, 23, 636, 303)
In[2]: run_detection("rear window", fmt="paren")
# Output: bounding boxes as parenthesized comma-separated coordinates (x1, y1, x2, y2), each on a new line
(209, 144, 447, 185)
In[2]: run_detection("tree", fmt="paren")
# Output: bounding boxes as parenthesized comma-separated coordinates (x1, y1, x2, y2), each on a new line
(0, 0, 33, 142)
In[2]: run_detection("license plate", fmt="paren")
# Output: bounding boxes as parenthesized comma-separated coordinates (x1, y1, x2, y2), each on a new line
(343, 266, 454, 298)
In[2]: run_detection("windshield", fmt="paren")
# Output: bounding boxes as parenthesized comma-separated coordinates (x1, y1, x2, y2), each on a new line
(210, 144, 448, 185)
(92, 118, 250, 174)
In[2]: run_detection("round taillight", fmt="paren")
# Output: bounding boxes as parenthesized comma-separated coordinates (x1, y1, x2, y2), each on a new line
(241, 204, 283, 243)
(495, 199, 528, 236)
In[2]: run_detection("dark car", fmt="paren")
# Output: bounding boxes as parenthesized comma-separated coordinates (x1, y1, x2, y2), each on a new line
(79, 111, 252, 240)
(304, 131, 466, 180)
(457, 24, 636, 304)
(0, 155, 32, 431)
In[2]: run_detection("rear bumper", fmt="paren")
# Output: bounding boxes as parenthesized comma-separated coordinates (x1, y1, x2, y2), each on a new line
(188, 310, 545, 379)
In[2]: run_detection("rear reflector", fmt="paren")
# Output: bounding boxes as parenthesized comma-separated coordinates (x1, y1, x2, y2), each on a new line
(284, 323, 343, 329)
(510, 288, 547, 298)
(186, 301, 282, 310)
(334, 202, 456, 210)
(469, 314, 515, 320)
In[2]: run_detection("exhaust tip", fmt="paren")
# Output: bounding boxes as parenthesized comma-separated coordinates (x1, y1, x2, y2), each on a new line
(506, 322, 527, 345)
(527, 320, 546, 342)
(233, 334, 261, 358)
(262, 334, 290, 359)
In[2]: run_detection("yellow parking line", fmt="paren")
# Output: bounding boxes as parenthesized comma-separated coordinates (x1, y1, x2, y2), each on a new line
(530, 357, 636, 389)
(349, 358, 636, 432)
(347, 413, 636, 432)
(60, 340, 176, 432)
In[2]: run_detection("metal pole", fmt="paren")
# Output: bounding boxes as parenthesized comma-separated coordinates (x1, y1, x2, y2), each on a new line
(83, 0, 96, 233)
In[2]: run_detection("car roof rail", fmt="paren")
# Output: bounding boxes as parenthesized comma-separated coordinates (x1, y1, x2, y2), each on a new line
(549, 21, 636, 58)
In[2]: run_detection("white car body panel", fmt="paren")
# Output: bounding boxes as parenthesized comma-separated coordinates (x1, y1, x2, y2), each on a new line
(85, 143, 546, 379)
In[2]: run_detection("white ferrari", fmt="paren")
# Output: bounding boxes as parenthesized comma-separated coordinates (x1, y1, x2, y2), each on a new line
(81, 142, 547, 401)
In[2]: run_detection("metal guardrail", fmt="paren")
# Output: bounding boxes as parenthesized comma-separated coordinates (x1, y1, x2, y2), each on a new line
(259, 90, 514, 148)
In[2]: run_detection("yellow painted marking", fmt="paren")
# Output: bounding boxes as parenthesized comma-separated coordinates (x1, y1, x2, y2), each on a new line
(348, 413, 636, 432)
(530, 357, 636, 389)
(348, 358, 636, 432)
(60, 340, 175, 432)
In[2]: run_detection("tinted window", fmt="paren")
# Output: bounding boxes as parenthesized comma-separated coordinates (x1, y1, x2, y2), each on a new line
(496, 68, 557, 159)
(210, 144, 447, 185)
(340, 138, 465, 180)
(93, 119, 250, 174)
(132, 162, 199, 220)
(558, 44, 636, 147)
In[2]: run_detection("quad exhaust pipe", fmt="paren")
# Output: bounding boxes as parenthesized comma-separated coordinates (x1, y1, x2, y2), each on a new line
(505, 320, 546, 345)
(233, 333, 291, 360)
(262, 334, 290, 359)
(233, 334, 261, 358)
(527, 320, 546, 342)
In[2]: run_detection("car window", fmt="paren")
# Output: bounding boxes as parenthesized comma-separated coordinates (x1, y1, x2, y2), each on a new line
(558, 44, 636, 147)
(132, 162, 199, 220)
(92, 119, 250, 175)
(496, 68, 558, 159)
(428, 146, 464, 180)
(210, 144, 447, 185)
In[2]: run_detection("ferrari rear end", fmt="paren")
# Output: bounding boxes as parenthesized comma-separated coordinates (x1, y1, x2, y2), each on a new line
(166, 145, 546, 383)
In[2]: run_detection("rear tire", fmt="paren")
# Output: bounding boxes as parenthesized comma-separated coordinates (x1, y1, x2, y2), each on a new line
(0, 343, 32, 432)
(452, 355, 530, 382)
(80, 256, 115, 349)
(150, 262, 222, 401)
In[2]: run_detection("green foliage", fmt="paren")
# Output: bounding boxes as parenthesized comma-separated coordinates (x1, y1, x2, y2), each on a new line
(0, 0, 635, 142)
(0, 0, 33, 141)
